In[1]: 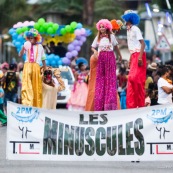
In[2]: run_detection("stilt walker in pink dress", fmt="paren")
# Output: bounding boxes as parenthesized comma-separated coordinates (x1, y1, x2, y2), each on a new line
(91, 19, 122, 111)
(122, 10, 146, 108)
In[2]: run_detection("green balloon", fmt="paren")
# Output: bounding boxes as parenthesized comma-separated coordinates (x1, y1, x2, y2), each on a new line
(16, 28, 21, 34)
(39, 27, 45, 33)
(43, 23, 49, 29)
(65, 25, 71, 32)
(70, 21, 77, 29)
(23, 27, 28, 32)
(38, 18, 45, 25)
(34, 23, 40, 30)
(53, 24, 59, 31)
(48, 22, 53, 27)
(60, 28, 66, 35)
(47, 27, 54, 34)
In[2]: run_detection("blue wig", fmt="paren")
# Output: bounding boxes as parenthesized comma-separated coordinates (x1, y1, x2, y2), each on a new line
(121, 10, 140, 25)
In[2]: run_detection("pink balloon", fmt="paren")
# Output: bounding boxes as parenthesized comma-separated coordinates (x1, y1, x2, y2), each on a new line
(23, 21, 29, 26)
(17, 22, 23, 28)
(24, 41, 31, 50)
(29, 21, 35, 26)
(13, 24, 17, 28)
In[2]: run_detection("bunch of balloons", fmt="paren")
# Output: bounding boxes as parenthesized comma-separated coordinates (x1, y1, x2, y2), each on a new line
(9, 18, 91, 66)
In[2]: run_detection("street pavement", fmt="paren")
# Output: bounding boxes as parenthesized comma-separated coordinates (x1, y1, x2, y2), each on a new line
(0, 126, 173, 173)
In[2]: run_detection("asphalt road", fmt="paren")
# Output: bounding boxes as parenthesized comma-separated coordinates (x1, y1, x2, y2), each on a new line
(0, 126, 173, 173)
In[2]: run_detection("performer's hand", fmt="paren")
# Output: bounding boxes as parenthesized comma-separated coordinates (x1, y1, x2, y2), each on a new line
(53, 69, 61, 78)
(138, 58, 143, 66)
(118, 56, 122, 63)
(93, 50, 98, 59)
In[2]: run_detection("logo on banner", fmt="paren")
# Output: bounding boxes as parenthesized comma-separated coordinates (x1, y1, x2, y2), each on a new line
(11, 107, 40, 123)
(147, 108, 173, 155)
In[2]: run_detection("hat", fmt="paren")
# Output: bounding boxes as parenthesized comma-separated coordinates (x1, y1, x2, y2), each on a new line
(110, 19, 123, 31)
(96, 19, 112, 31)
(121, 10, 140, 25)
(24, 28, 42, 43)
(148, 62, 157, 70)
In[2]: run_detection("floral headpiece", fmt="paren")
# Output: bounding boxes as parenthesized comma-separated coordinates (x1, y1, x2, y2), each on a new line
(121, 10, 140, 25)
(110, 19, 123, 31)
(96, 19, 112, 31)
(24, 28, 42, 43)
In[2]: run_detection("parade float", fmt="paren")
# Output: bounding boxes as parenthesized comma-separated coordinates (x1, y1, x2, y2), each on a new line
(8, 18, 91, 67)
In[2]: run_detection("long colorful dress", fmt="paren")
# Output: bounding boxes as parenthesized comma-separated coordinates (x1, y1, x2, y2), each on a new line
(91, 34, 118, 111)
(67, 72, 88, 111)
(22, 44, 46, 107)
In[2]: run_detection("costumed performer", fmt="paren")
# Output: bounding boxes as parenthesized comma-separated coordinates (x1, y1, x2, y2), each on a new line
(91, 19, 122, 111)
(19, 28, 46, 107)
(67, 62, 88, 111)
(122, 10, 146, 108)
(41, 67, 65, 109)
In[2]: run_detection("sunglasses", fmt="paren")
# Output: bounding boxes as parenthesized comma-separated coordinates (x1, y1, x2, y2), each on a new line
(28, 37, 34, 40)
(44, 70, 52, 76)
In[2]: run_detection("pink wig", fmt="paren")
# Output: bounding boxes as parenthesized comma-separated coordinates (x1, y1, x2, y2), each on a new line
(96, 19, 112, 31)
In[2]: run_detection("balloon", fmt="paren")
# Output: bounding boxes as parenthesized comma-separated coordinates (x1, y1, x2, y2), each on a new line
(34, 23, 40, 30)
(54, 55, 60, 61)
(39, 27, 45, 33)
(23, 21, 29, 27)
(70, 21, 77, 29)
(53, 24, 59, 31)
(71, 50, 78, 57)
(8, 28, 15, 35)
(73, 40, 79, 46)
(47, 27, 54, 34)
(65, 52, 73, 59)
(17, 35, 24, 42)
(51, 60, 57, 67)
(80, 28, 86, 35)
(45, 60, 49, 66)
(58, 60, 63, 66)
(80, 36, 86, 42)
(15, 42, 22, 48)
(24, 41, 31, 50)
(43, 23, 49, 29)
(16, 28, 22, 34)
(38, 18, 45, 25)
(75, 46, 81, 51)
(62, 57, 70, 65)
(67, 44, 74, 51)
(60, 28, 66, 35)
(29, 21, 35, 26)
(77, 23, 83, 29)
(65, 25, 71, 32)
(74, 29, 81, 36)
(48, 22, 53, 27)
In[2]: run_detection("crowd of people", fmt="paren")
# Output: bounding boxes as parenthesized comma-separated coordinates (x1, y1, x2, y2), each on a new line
(1, 10, 173, 126)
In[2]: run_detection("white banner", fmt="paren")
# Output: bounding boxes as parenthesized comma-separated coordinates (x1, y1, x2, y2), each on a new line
(6, 102, 173, 161)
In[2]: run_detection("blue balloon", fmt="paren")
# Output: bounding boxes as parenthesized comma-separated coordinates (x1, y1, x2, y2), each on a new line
(12, 33, 18, 40)
(51, 60, 57, 67)
(17, 35, 24, 42)
(45, 60, 49, 65)
(22, 54, 26, 61)
(77, 23, 83, 29)
(58, 60, 62, 66)
(8, 28, 15, 35)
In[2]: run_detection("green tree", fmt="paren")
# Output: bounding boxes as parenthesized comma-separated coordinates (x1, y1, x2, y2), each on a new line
(0, 0, 32, 33)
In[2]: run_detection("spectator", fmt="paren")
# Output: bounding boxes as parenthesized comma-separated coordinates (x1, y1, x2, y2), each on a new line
(3, 64, 19, 112)
(157, 67, 173, 105)
(0, 70, 4, 113)
(55, 42, 67, 57)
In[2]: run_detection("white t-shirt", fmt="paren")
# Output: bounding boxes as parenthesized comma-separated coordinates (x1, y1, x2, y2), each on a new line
(91, 34, 118, 53)
(24, 44, 46, 64)
(157, 77, 173, 104)
(127, 25, 143, 54)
